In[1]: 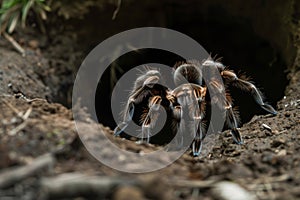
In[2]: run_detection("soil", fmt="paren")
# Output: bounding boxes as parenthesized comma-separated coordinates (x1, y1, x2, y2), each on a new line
(0, 16, 300, 200)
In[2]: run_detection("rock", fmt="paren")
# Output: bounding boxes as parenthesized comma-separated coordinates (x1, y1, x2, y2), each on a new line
(28, 40, 39, 49)
(113, 186, 144, 200)
(212, 181, 257, 200)
(277, 149, 287, 156)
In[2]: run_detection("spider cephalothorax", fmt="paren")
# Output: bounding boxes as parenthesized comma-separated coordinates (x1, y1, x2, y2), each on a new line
(114, 58, 277, 156)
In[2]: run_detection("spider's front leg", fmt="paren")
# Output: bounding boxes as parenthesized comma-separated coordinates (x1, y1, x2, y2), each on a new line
(140, 96, 162, 143)
(114, 98, 135, 138)
(221, 70, 277, 115)
(190, 85, 207, 156)
(114, 74, 160, 137)
(172, 83, 207, 156)
(166, 93, 184, 149)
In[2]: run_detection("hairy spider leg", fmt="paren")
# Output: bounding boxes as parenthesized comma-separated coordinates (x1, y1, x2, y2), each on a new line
(113, 99, 135, 137)
(139, 96, 162, 143)
(224, 98, 243, 144)
(191, 85, 207, 156)
(165, 92, 185, 150)
(209, 79, 243, 144)
(172, 83, 207, 156)
(114, 75, 160, 137)
(221, 70, 277, 115)
(172, 104, 184, 148)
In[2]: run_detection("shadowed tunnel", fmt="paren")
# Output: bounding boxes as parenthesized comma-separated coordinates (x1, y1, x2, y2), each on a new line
(91, 1, 291, 130)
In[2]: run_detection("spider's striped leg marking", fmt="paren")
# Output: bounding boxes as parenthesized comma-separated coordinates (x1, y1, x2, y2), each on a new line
(221, 70, 277, 115)
(140, 96, 162, 143)
(209, 79, 243, 144)
(191, 112, 203, 156)
(225, 100, 243, 144)
(191, 86, 207, 156)
(172, 104, 184, 148)
(172, 83, 194, 150)
(172, 84, 207, 156)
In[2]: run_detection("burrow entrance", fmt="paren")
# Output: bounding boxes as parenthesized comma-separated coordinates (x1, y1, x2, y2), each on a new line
(91, 2, 292, 129)
(47, 1, 295, 130)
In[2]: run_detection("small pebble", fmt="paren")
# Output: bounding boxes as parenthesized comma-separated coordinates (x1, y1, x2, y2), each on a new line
(28, 40, 39, 49)
(213, 181, 257, 200)
(262, 123, 272, 131)
(113, 186, 144, 200)
(277, 149, 287, 156)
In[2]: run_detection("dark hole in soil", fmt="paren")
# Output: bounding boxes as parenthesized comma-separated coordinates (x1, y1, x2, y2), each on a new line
(44, 3, 289, 134)
(93, 7, 288, 131)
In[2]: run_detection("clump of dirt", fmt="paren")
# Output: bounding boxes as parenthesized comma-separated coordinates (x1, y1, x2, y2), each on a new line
(0, 42, 51, 100)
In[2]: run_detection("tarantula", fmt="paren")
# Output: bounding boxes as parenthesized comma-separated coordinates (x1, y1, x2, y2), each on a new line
(114, 58, 277, 156)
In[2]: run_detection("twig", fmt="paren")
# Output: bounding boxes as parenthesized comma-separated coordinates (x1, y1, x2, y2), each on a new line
(2, 98, 32, 120)
(112, 0, 122, 20)
(0, 153, 55, 188)
(212, 181, 257, 200)
(25, 97, 47, 103)
(8, 120, 28, 136)
(7, 107, 32, 135)
(2, 99, 23, 119)
(247, 174, 294, 191)
(170, 179, 216, 188)
(22, 106, 32, 119)
(40, 173, 138, 199)
(251, 174, 292, 185)
(0, 94, 13, 98)
(3, 32, 26, 56)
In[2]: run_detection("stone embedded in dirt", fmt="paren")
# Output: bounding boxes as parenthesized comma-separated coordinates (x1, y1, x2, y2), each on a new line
(113, 186, 144, 200)
(284, 112, 291, 117)
(276, 149, 287, 156)
(271, 129, 280, 135)
(212, 181, 257, 200)
(262, 123, 272, 131)
(28, 40, 39, 49)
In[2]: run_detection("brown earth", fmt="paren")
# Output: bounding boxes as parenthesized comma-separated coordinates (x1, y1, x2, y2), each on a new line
(0, 29, 299, 200)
